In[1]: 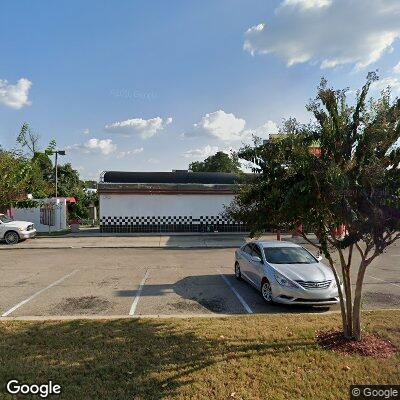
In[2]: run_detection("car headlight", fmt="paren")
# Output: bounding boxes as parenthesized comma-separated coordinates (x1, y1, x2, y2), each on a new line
(274, 271, 297, 288)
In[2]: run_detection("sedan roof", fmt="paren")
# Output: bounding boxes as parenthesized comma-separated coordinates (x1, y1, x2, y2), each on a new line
(253, 241, 301, 248)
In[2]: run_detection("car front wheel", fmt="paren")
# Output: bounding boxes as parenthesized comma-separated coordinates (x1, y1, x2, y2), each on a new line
(261, 279, 273, 303)
(234, 262, 242, 280)
(4, 231, 20, 245)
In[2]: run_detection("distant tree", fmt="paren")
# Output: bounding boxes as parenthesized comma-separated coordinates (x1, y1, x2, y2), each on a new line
(0, 150, 48, 209)
(227, 73, 400, 341)
(32, 152, 54, 183)
(83, 180, 97, 190)
(54, 163, 82, 198)
(189, 151, 241, 173)
(17, 123, 56, 194)
(17, 123, 39, 156)
(54, 163, 95, 220)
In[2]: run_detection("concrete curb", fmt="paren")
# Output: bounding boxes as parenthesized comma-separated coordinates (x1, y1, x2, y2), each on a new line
(37, 232, 252, 238)
(0, 234, 319, 250)
(0, 245, 243, 250)
(0, 309, 396, 322)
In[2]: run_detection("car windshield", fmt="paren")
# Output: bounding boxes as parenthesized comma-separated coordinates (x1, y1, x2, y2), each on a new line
(263, 247, 317, 264)
(0, 215, 12, 223)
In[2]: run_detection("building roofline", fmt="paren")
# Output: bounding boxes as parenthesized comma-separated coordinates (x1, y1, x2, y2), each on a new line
(100, 170, 250, 185)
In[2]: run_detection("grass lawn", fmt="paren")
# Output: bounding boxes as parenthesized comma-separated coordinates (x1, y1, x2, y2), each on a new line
(0, 310, 399, 400)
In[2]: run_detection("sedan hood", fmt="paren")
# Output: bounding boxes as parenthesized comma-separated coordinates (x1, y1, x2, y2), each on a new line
(269, 262, 334, 282)
(4, 221, 32, 229)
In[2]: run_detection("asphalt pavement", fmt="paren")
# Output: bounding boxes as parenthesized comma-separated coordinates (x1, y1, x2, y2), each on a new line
(0, 243, 399, 319)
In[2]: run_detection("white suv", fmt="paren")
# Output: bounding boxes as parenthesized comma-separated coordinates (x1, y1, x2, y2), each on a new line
(0, 214, 37, 244)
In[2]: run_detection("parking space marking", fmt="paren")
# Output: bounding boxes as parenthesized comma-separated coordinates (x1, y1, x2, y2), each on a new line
(1, 269, 79, 317)
(129, 269, 150, 316)
(367, 275, 400, 289)
(219, 271, 253, 314)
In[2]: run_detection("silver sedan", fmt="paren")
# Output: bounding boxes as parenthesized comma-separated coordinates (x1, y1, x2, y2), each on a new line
(234, 241, 340, 306)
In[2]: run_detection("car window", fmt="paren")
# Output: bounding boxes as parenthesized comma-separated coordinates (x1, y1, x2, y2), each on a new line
(0, 215, 12, 223)
(251, 244, 262, 259)
(263, 247, 317, 264)
(242, 244, 252, 255)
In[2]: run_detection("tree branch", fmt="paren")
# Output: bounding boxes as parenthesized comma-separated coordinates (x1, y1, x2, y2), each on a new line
(299, 231, 322, 250)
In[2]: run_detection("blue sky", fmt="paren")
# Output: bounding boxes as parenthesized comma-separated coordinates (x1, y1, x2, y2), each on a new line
(1, 0, 400, 179)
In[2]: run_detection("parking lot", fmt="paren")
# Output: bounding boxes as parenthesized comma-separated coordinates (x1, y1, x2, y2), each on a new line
(1, 244, 399, 318)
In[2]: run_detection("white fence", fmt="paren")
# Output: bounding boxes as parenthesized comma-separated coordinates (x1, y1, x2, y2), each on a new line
(12, 198, 68, 233)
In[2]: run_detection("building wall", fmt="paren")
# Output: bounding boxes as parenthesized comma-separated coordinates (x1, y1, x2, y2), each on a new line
(99, 193, 246, 233)
(13, 198, 67, 233)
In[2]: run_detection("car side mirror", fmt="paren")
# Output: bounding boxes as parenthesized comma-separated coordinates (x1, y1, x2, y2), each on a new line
(316, 255, 323, 261)
(251, 256, 262, 263)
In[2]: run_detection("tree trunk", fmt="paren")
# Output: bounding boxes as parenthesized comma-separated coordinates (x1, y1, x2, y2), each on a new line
(336, 248, 353, 338)
(343, 268, 353, 337)
(352, 261, 368, 341)
(327, 257, 350, 337)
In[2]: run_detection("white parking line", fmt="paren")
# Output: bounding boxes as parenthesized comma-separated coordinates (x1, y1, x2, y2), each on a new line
(367, 275, 400, 289)
(1, 269, 79, 317)
(129, 269, 150, 316)
(219, 271, 253, 314)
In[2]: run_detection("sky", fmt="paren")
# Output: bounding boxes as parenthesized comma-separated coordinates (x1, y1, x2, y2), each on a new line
(1, 0, 400, 180)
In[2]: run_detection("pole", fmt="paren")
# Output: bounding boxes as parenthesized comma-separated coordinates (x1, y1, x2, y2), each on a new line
(55, 152, 58, 198)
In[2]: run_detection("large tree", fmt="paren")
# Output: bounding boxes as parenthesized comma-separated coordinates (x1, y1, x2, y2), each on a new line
(0, 149, 49, 209)
(227, 74, 400, 341)
(189, 151, 241, 173)
(53, 163, 95, 220)
(17, 122, 56, 185)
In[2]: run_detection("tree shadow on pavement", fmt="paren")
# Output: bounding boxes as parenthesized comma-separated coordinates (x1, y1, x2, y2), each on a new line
(114, 274, 332, 315)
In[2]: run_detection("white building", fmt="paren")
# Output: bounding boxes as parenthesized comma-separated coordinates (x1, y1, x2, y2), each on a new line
(98, 171, 248, 233)
(12, 198, 68, 233)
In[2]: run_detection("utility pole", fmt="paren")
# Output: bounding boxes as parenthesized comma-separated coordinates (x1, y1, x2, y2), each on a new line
(54, 150, 66, 198)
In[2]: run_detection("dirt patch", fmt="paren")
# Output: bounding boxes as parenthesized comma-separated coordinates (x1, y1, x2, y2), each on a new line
(97, 277, 120, 287)
(195, 297, 226, 313)
(168, 300, 205, 312)
(363, 292, 400, 307)
(316, 330, 397, 358)
(14, 280, 29, 286)
(168, 297, 226, 313)
(56, 296, 112, 314)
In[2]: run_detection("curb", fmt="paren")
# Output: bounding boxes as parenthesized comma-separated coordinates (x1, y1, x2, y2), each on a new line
(0, 245, 242, 250)
(0, 309, 396, 322)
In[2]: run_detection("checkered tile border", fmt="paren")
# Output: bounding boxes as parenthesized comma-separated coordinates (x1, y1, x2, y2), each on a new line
(100, 215, 247, 233)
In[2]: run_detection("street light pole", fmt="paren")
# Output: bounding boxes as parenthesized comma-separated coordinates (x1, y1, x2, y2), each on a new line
(54, 150, 66, 198)
(55, 151, 58, 198)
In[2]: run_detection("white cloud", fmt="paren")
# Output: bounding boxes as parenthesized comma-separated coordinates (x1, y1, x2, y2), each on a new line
(84, 138, 117, 155)
(186, 110, 279, 144)
(104, 116, 172, 139)
(371, 76, 400, 94)
(0, 78, 32, 109)
(67, 138, 117, 156)
(279, 0, 332, 11)
(82, 128, 90, 135)
(188, 110, 246, 141)
(183, 145, 220, 159)
(245, 120, 279, 138)
(394, 61, 400, 74)
(244, 0, 400, 70)
(116, 147, 144, 159)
